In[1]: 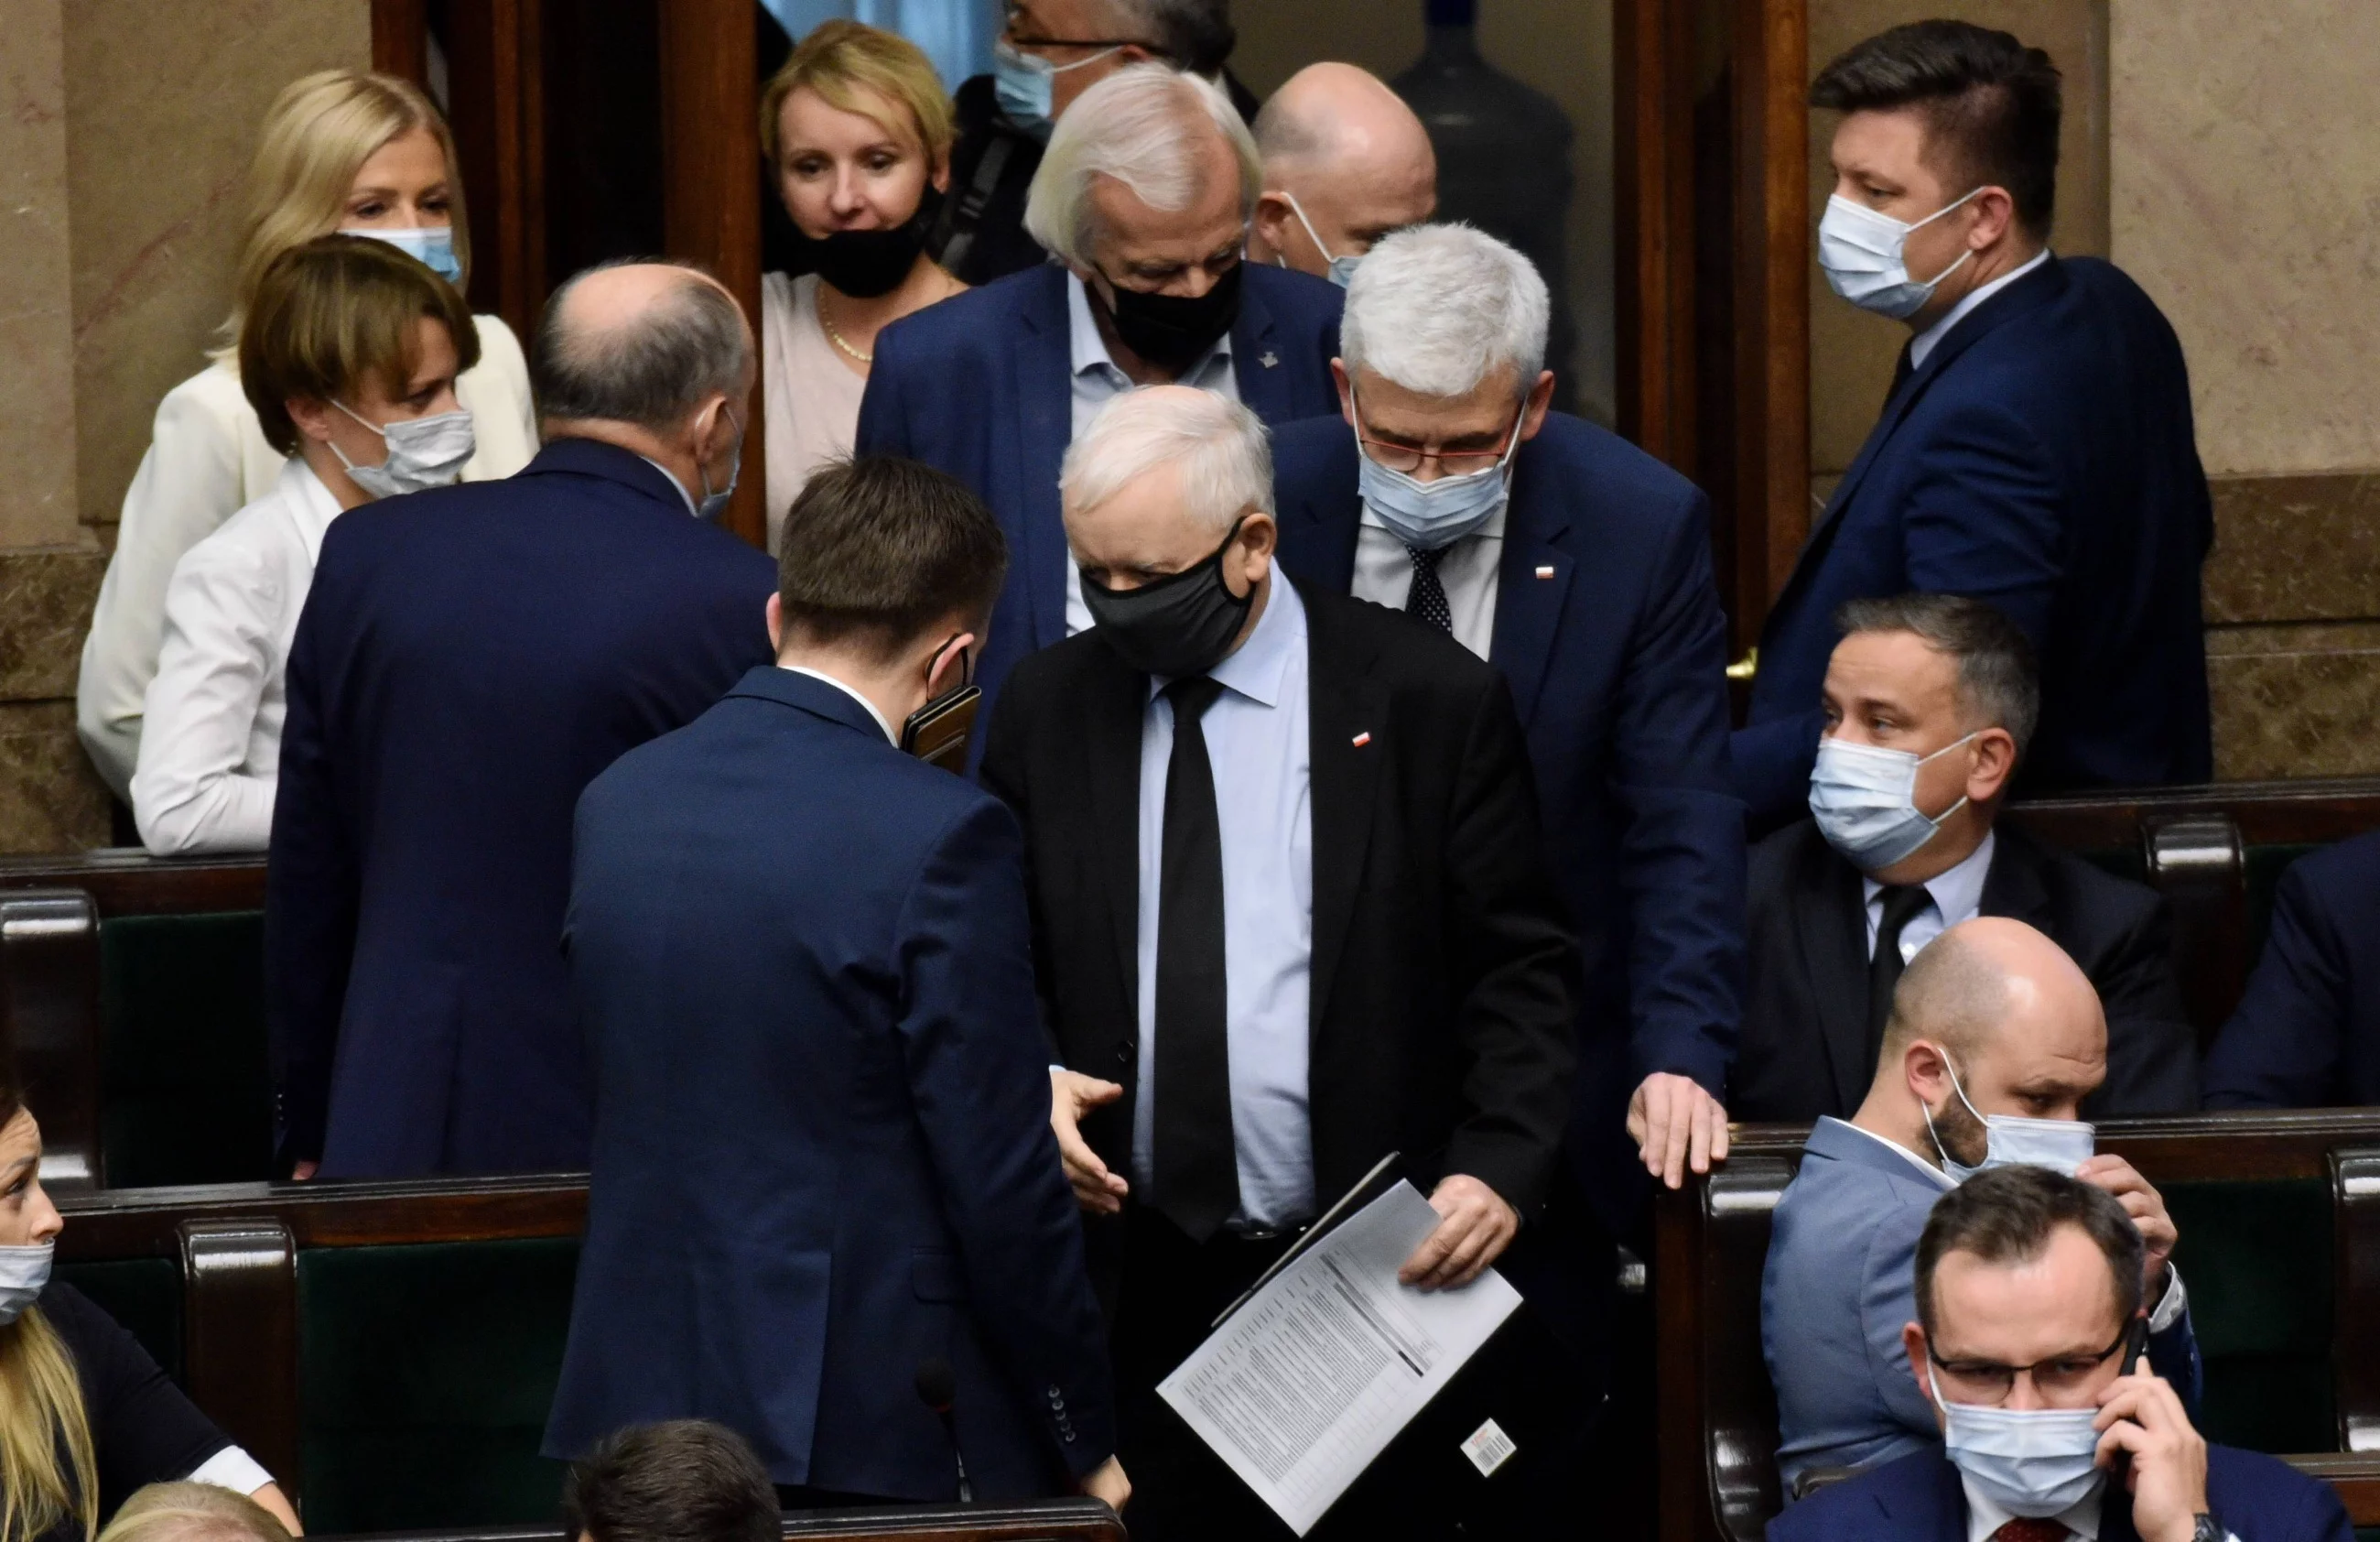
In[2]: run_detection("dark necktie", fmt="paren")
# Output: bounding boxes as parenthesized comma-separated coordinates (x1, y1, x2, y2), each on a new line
(1988, 1520, 2069, 1542)
(1866, 885, 1935, 1066)
(1153, 676, 1238, 1242)
(1405, 545, 1453, 634)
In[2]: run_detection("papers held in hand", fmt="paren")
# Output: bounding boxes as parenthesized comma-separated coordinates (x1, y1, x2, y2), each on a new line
(1155, 1159, 1523, 1537)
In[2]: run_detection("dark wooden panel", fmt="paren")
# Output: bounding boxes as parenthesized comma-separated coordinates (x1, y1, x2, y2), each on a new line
(0, 852, 265, 918)
(182, 1220, 302, 1496)
(372, 0, 430, 84)
(2285, 1453, 2380, 1526)
(1, 892, 104, 1191)
(2007, 776, 2380, 852)
(444, 0, 547, 344)
(658, 0, 768, 551)
(1729, 0, 1810, 631)
(58, 1175, 588, 1261)
(1615, 0, 1698, 474)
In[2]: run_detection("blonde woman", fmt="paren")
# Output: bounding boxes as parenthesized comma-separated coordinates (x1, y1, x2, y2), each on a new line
(77, 69, 537, 801)
(759, 20, 966, 550)
(0, 1080, 298, 1542)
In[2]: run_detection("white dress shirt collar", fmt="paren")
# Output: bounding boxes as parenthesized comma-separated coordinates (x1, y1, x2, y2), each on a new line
(1864, 828, 1997, 961)
(1824, 1116, 1955, 1191)
(1066, 270, 1235, 384)
(1910, 248, 2051, 370)
(277, 459, 344, 564)
(777, 664, 897, 745)
(1963, 1471, 2103, 1542)
(638, 454, 700, 517)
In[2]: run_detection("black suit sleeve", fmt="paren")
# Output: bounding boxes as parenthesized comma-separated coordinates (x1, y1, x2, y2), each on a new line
(43, 1285, 238, 1511)
(1438, 672, 1582, 1215)
(2088, 891, 2201, 1116)
(978, 674, 1065, 1066)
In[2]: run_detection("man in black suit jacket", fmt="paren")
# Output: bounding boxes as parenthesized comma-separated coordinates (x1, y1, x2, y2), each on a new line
(269, 263, 777, 1178)
(981, 386, 1577, 1539)
(2203, 831, 2380, 1108)
(1733, 594, 2196, 1123)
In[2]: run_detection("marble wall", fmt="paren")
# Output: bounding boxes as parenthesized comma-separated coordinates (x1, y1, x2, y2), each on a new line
(0, 0, 368, 852)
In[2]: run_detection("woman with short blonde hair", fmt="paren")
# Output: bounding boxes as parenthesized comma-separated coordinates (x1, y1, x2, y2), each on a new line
(77, 68, 537, 802)
(758, 21, 967, 551)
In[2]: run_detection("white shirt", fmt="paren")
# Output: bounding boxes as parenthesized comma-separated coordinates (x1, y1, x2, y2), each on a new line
(1350, 499, 1506, 660)
(778, 664, 897, 744)
(130, 460, 345, 854)
(761, 271, 868, 554)
(186, 1445, 276, 1500)
(78, 314, 538, 800)
(1863, 830, 1997, 964)
(1830, 1115, 1956, 1190)
(1065, 273, 1240, 635)
(1133, 579, 1314, 1229)
(1963, 1476, 2103, 1542)
(1910, 248, 2052, 370)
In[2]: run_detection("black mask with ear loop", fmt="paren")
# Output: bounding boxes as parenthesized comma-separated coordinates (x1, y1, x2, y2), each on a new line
(899, 633, 980, 773)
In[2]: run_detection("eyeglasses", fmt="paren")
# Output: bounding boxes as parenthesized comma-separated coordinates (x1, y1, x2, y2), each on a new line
(1928, 1320, 2137, 1406)
(1351, 387, 1522, 477)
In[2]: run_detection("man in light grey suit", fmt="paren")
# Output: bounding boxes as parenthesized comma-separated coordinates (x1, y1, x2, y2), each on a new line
(1760, 917, 2204, 1493)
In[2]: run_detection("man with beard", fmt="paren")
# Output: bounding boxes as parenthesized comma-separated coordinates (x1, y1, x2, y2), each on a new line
(1760, 917, 2203, 1493)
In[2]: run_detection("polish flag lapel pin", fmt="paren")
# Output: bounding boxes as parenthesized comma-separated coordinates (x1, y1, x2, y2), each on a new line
(1351, 731, 1373, 748)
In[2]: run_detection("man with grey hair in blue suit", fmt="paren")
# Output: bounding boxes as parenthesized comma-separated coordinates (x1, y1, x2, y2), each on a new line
(1763, 916, 2203, 1495)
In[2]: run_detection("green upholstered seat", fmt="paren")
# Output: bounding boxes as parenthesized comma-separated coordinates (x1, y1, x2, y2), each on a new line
(2163, 1178, 2334, 1453)
(99, 912, 274, 1188)
(55, 1257, 184, 1383)
(297, 1236, 579, 1532)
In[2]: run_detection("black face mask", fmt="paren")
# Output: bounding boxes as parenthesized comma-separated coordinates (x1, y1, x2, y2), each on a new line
(1093, 259, 1243, 375)
(805, 185, 945, 299)
(1080, 516, 1255, 679)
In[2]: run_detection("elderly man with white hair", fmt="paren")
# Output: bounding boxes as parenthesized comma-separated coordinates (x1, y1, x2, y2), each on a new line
(981, 384, 1578, 1539)
(1247, 62, 1438, 286)
(858, 64, 1342, 737)
(1273, 223, 1743, 1266)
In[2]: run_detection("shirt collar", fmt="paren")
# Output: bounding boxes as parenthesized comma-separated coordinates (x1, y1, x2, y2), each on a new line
(1066, 270, 1235, 382)
(1911, 248, 2051, 369)
(638, 455, 700, 516)
(278, 458, 346, 564)
(1864, 828, 1997, 930)
(1964, 1470, 2104, 1542)
(1823, 1116, 1955, 1191)
(777, 665, 898, 745)
(1148, 572, 1305, 710)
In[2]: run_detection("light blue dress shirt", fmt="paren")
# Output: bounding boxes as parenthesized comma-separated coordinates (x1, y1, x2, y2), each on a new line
(1132, 577, 1314, 1230)
(1064, 272, 1240, 636)
(1860, 829, 1996, 964)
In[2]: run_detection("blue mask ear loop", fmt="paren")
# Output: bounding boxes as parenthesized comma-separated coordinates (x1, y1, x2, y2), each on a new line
(1919, 1046, 1989, 1170)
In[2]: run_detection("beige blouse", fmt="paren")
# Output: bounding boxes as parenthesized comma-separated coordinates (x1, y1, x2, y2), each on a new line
(761, 271, 868, 556)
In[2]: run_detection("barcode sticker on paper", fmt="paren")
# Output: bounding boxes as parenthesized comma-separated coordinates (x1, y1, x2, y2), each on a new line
(1460, 1417, 1517, 1477)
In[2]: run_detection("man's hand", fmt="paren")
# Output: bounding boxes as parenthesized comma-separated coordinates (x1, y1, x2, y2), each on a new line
(1050, 1070, 1130, 1215)
(1398, 1174, 1519, 1291)
(2077, 1154, 2177, 1296)
(1080, 1455, 1130, 1511)
(2095, 1371, 2209, 1542)
(1627, 1072, 1731, 1190)
(290, 1161, 319, 1183)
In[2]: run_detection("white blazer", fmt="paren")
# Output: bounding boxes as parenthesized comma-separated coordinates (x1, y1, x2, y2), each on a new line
(77, 312, 537, 801)
(131, 460, 341, 854)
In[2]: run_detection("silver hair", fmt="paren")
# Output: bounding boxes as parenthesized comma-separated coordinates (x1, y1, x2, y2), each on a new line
(1340, 223, 1550, 399)
(1104, 0, 1237, 75)
(1061, 387, 1272, 536)
(1022, 65, 1261, 271)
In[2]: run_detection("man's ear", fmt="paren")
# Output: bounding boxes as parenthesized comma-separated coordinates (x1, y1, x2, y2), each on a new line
(1902, 1322, 1938, 1412)
(1520, 369, 1557, 442)
(1250, 190, 1295, 262)
(1904, 1037, 1953, 1108)
(1966, 726, 2019, 803)
(765, 592, 784, 655)
(1331, 359, 1355, 425)
(1966, 185, 2018, 252)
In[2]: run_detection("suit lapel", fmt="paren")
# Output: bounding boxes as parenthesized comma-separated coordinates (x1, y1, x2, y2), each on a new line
(1791, 829, 1879, 1114)
(1014, 268, 1076, 651)
(1230, 277, 1294, 426)
(1283, 440, 1361, 594)
(1488, 453, 1572, 728)
(1304, 589, 1389, 1033)
(1978, 827, 2052, 928)
(1081, 648, 1149, 1031)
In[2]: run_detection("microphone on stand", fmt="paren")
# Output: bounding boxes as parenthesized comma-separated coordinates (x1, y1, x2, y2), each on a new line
(914, 1357, 973, 1503)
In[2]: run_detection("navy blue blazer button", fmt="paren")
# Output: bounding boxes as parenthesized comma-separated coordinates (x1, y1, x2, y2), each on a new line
(1064, 1430, 1077, 1442)
(1048, 1385, 1064, 1400)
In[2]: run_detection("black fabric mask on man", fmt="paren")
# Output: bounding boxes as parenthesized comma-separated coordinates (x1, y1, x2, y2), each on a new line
(804, 185, 946, 299)
(1094, 259, 1244, 375)
(1080, 516, 1256, 679)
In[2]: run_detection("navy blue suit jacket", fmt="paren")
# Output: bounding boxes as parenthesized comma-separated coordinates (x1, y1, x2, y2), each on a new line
(1271, 412, 1745, 1229)
(267, 439, 776, 1177)
(2204, 831, 2380, 1108)
(1769, 1446, 2351, 1542)
(1737, 255, 2213, 823)
(543, 668, 1112, 1500)
(853, 262, 1343, 724)
(1765, 1118, 2202, 1493)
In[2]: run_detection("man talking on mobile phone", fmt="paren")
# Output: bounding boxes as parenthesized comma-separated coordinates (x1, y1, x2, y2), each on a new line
(1773, 1166, 2349, 1542)
(545, 456, 1127, 1515)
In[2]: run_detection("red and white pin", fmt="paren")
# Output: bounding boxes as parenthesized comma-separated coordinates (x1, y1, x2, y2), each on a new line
(1535, 564, 1557, 579)
(1351, 732, 1373, 748)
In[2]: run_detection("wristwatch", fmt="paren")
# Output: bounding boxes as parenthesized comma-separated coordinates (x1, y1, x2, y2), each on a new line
(2190, 1514, 2225, 1542)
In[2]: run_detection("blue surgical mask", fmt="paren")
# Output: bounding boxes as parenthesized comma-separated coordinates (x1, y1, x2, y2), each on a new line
(990, 38, 1118, 140)
(1808, 733, 1977, 873)
(1816, 189, 1981, 320)
(1923, 1052, 2096, 1184)
(1930, 1366, 2106, 1517)
(1279, 192, 1362, 288)
(344, 224, 463, 287)
(696, 404, 743, 523)
(1353, 398, 1522, 552)
(0, 1242, 53, 1326)
(330, 402, 476, 498)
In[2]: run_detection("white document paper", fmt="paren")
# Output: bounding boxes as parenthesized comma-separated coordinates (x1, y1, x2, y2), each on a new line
(1156, 1181, 1522, 1536)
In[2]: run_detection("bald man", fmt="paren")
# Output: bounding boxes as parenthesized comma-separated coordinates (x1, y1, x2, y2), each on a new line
(1248, 63, 1437, 284)
(269, 259, 777, 1178)
(1758, 918, 2205, 1493)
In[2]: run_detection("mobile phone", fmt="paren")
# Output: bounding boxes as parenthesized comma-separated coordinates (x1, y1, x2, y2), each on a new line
(899, 683, 981, 774)
(2121, 1316, 2150, 1376)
